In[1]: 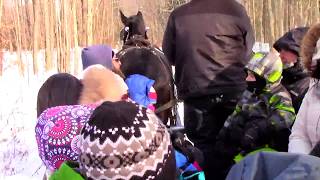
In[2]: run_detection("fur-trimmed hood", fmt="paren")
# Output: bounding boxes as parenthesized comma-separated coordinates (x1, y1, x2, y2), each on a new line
(79, 65, 128, 104)
(301, 23, 320, 74)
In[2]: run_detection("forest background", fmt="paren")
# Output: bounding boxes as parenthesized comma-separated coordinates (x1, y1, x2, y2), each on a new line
(0, 0, 319, 75)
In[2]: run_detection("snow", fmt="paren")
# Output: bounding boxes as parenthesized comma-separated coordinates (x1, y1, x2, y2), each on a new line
(0, 51, 57, 179)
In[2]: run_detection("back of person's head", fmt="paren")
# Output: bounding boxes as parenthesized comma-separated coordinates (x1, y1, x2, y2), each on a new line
(273, 27, 309, 56)
(82, 44, 114, 70)
(79, 64, 128, 104)
(37, 73, 82, 117)
(301, 23, 320, 79)
(79, 100, 176, 180)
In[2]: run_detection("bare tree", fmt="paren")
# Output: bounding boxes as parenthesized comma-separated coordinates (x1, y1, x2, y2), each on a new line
(1, 0, 320, 75)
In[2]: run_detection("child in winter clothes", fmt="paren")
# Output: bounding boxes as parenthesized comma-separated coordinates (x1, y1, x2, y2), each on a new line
(125, 74, 205, 179)
(50, 100, 177, 180)
(50, 100, 205, 180)
(214, 49, 296, 177)
(289, 23, 320, 154)
(35, 65, 128, 173)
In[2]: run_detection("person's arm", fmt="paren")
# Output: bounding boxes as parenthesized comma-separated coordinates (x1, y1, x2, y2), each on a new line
(288, 95, 312, 154)
(162, 13, 176, 65)
(240, 6, 255, 62)
(244, 17, 255, 61)
(240, 94, 295, 152)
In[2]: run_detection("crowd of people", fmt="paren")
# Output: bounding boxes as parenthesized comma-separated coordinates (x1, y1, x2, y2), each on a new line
(33, 0, 320, 179)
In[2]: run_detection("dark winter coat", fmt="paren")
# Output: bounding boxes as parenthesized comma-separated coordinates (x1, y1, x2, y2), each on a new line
(162, 0, 254, 100)
(215, 84, 295, 160)
(273, 27, 310, 112)
(281, 62, 309, 112)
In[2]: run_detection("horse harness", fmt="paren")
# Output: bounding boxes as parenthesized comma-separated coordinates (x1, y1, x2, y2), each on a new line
(116, 43, 178, 120)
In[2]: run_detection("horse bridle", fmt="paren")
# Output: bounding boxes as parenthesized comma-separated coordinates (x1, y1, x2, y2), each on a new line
(122, 26, 149, 44)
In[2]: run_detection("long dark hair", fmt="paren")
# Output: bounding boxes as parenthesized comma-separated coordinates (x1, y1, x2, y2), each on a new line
(37, 73, 83, 117)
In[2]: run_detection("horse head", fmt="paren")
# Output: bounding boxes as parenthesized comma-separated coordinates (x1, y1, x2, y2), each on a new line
(120, 10, 148, 45)
(117, 11, 177, 126)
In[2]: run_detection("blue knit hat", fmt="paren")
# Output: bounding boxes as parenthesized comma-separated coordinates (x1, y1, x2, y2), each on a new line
(81, 45, 114, 70)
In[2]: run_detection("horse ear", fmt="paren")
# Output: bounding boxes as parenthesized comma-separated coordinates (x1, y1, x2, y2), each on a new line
(137, 11, 143, 17)
(120, 10, 128, 25)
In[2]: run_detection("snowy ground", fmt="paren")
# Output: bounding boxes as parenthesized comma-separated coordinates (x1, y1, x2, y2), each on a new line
(0, 50, 184, 179)
(0, 51, 57, 179)
(0, 73, 46, 179)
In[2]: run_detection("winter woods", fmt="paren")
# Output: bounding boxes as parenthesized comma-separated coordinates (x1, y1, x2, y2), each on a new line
(0, 0, 318, 74)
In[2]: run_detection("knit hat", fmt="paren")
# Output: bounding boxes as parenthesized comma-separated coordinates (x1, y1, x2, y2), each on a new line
(82, 45, 114, 70)
(79, 101, 176, 180)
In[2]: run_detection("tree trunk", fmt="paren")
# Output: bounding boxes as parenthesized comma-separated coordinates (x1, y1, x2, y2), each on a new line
(72, 0, 80, 75)
(87, 0, 93, 45)
(32, 0, 39, 74)
(267, 0, 275, 44)
(44, 0, 53, 71)
(63, 0, 71, 73)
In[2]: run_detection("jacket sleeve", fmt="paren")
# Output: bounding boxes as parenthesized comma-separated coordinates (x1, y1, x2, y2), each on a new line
(162, 13, 176, 65)
(288, 95, 312, 154)
(240, 8, 255, 62)
(270, 105, 295, 131)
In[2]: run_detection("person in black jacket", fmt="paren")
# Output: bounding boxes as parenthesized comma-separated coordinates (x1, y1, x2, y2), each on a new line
(162, 0, 254, 179)
(273, 27, 310, 112)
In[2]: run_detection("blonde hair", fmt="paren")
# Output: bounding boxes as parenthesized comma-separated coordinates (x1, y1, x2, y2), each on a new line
(79, 64, 128, 104)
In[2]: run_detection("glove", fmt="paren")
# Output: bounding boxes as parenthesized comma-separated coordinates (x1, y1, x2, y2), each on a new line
(170, 132, 204, 167)
(241, 123, 259, 151)
(241, 119, 272, 152)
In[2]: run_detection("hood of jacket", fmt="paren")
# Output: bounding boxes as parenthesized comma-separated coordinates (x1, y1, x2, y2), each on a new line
(79, 65, 128, 104)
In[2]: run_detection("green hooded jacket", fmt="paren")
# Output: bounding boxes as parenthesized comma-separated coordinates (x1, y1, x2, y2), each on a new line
(50, 161, 84, 180)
